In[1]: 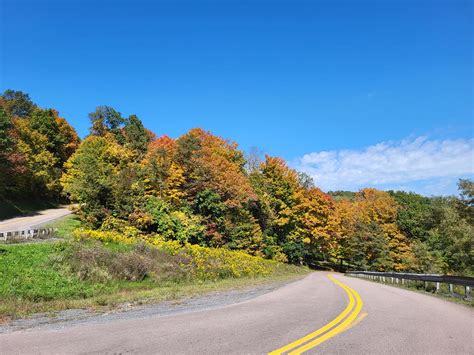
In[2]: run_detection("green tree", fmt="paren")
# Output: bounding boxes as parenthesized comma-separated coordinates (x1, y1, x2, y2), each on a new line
(411, 240, 445, 273)
(124, 114, 150, 156)
(389, 190, 434, 242)
(2, 90, 34, 117)
(346, 222, 393, 271)
(13, 117, 60, 197)
(142, 196, 205, 244)
(89, 106, 126, 143)
(61, 135, 133, 226)
(457, 179, 474, 224)
(458, 179, 474, 206)
(0, 106, 14, 196)
(428, 197, 474, 274)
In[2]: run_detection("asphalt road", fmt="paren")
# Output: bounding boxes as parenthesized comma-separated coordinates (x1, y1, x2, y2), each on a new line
(0, 207, 72, 233)
(1, 273, 472, 354)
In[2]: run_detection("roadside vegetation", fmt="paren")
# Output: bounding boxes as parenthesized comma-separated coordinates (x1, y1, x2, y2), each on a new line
(0, 233, 306, 320)
(0, 90, 79, 218)
(1, 89, 473, 276)
(0, 90, 472, 321)
(43, 214, 83, 238)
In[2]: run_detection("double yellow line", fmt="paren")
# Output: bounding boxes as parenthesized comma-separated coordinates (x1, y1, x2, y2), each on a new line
(269, 274, 364, 355)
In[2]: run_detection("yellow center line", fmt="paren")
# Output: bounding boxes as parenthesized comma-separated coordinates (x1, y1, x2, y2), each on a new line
(268, 274, 364, 355)
(288, 277, 363, 354)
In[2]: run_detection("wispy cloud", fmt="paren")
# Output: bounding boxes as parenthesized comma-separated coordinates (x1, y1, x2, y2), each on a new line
(294, 136, 474, 196)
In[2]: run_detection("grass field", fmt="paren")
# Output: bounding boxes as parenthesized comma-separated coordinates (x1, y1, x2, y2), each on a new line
(0, 228, 308, 321)
(43, 214, 83, 238)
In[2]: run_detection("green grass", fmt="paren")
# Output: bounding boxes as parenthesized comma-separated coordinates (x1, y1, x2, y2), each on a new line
(0, 243, 111, 301)
(0, 241, 308, 321)
(43, 214, 83, 238)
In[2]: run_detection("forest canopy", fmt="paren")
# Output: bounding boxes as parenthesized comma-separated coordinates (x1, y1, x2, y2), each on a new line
(1, 90, 473, 275)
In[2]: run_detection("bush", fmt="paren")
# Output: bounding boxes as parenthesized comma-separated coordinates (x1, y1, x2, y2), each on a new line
(142, 196, 206, 243)
(61, 240, 191, 282)
(100, 216, 142, 238)
(72, 229, 282, 280)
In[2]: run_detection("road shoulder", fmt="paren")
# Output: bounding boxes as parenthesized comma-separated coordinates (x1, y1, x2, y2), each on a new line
(0, 273, 309, 334)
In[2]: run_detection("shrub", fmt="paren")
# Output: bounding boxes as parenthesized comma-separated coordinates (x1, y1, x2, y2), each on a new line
(142, 196, 206, 243)
(100, 216, 142, 238)
(61, 239, 191, 282)
(72, 229, 280, 280)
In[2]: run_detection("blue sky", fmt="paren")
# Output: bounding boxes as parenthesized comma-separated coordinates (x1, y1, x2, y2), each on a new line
(1, 0, 472, 195)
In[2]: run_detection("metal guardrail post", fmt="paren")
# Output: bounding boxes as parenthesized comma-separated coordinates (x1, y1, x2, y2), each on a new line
(346, 271, 474, 300)
(0, 227, 59, 243)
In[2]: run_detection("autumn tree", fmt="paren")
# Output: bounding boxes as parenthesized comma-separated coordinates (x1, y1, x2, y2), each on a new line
(0, 90, 79, 200)
(16, 110, 79, 198)
(249, 156, 338, 263)
(61, 135, 134, 226)
(335, 188, 416, 271)
(142, 135, 185, 204)
(175, 128, 256, 207)
(3, 89, 472, 274)
(296, 187, 339, 258)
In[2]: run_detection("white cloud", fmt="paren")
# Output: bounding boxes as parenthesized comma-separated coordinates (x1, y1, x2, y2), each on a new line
(294, 136, 474, 195)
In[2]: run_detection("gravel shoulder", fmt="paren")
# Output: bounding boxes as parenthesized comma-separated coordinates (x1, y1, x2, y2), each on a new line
(0, 277, 299, 334)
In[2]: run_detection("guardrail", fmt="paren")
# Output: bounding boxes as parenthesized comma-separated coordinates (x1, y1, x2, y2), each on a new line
(0, 228, 58, 243)
(346, 271, 473, 299)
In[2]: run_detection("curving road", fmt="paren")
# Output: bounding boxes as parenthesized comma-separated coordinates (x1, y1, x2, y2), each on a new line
(0, 207, 72, 233)
(1, 273, 472, 354)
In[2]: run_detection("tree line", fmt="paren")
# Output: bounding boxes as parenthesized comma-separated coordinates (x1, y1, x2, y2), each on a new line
(1, 90, 472, 274)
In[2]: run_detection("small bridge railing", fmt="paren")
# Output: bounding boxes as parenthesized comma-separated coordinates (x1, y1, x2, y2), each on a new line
(0, 228, 57, 243)
(346, 271, 473, 299)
